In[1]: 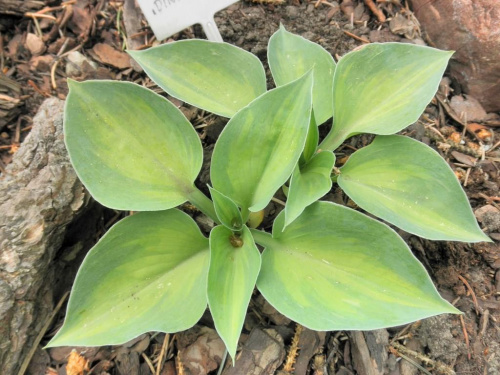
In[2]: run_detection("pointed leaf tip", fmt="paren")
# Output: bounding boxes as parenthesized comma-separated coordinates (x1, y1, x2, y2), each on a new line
(211, 71, 313, 212)
(338, 135, 489, 242)
(321, 43, 452, 150)
(268, 27, 335, 125)
(208, 226, 261, 361)
(258, 202, 460, 331)
(47, 210, 209, 347)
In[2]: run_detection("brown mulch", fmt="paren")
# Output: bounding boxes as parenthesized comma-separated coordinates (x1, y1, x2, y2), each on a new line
(1, 0, 499, 374)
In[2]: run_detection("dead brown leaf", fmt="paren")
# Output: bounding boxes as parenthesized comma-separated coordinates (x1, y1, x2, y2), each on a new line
(66, 350, 89, 375)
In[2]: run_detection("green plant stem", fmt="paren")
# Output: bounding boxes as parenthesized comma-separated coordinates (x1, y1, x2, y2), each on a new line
(187, 186, 220, 224)
(240, 206, 250, 224)
(319, 130, 345, 152)
(249, 228, 274, 248)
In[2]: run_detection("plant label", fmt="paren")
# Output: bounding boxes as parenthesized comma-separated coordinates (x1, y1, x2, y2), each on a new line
(136, 0, 239, 42)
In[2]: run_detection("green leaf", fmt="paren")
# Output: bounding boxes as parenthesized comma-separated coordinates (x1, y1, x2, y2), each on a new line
(208, 226, 261, 362)
(129, 40, 267, 118)
(320, 43, 453, 150)
(302, 111, 319, 163)
(256, 202, 459, 331)
(284, 151, 335, 228)
(47, 210, 209, 347)
(211, 72, 313, 212)
(337, 135, 490, 242)
(209, 186, 243, 231)
(268, 25, 336, 125)
(65, 80, 202, 211)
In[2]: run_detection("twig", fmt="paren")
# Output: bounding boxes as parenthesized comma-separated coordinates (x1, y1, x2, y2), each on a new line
(459, 315, 471, 360)
(457, 274, 480, 314)
(25, 12, 57, 20)
(155, 333, 170, 375)
(17, 291, 70, 375)
(50, 59, 60, 89)
(342, 30, 370, 44)
(142, 353, 156, 374)
(364, 0, 386, 22)
(391, 342, 456, 375)
(271, 197, 286, 206)
(176, 349, 185, 375)
(389, 346, 433, 375)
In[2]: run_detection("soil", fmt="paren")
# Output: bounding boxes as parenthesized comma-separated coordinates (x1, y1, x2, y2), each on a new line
(0, 1, 499, 375)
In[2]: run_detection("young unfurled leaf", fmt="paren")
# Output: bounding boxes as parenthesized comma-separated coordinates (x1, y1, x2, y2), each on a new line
(320, 43, 453, 150)
(284, 151, 335, 228)
(338, 135, 490, 242)
(47, 210, 210, 347)
(208, 226, 261, 362)
(65, 80, 203, 211)
(211, 72, 313, 212)
(302, 111, 319, 163)
(255, 202, 459, 331)
(129, 40, 266, 117)
(209, 186, 243, 231)
(268, 25, 335, 125)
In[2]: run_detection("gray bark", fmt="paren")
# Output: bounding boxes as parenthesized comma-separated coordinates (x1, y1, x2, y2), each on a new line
(0, 98, 93, 375)
(0, 0, 45, 15)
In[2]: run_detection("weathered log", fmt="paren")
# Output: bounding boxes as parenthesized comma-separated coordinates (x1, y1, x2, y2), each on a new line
(0, 98, 94, 375)
(0, 0, 45, 16)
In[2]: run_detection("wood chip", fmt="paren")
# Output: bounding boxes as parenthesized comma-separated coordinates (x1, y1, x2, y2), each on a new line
(92, 43, 131, 69)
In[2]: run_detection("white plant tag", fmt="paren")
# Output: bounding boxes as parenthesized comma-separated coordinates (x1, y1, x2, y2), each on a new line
(136, 0, 239, 42)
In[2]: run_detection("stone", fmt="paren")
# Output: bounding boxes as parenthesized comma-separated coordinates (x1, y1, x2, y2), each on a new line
(25, 33, 45, 56)
(65, 51, 98, 77)
(409, 0, 500, 112)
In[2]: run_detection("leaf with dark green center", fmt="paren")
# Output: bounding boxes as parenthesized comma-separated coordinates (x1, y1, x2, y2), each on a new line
(47, 210, 210, 347)
(254, 202, 459, 331)
(209, 186, 243, 231)
(65, 80, 203, 211)
(208, 225, 261, 362)
(128, 40, 267, 117)
(337, 135, 490, 242)
(302, 111, 319, 163)
(284, 151, 335, 228)
(320, 43, 453, 150)
(211, 72, 313, 212)
(268, 25, 335, 125)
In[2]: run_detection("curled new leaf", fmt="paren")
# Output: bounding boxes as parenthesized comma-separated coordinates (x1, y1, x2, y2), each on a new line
(208, 226, 261, 362)
(284, 151, 335, 228)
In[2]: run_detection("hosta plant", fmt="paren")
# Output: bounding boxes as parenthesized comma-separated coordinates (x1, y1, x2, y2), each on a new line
(47, 26, 490, 361)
